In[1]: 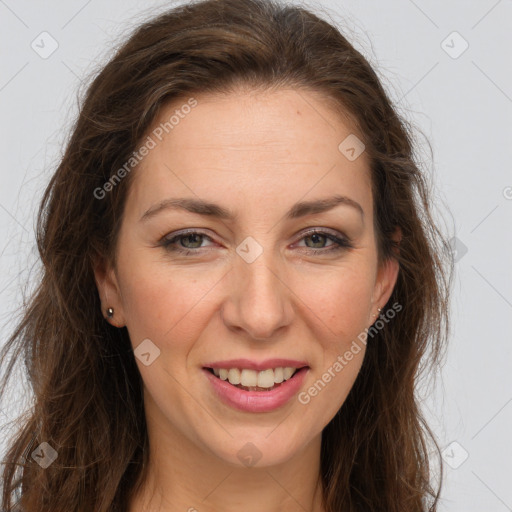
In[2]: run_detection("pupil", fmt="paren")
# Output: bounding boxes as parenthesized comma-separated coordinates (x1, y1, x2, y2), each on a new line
(308, 233, 324, 248)
(183, 234, 201, 248)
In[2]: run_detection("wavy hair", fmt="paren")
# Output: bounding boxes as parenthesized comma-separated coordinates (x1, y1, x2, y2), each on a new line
(0, 0, 453, 510)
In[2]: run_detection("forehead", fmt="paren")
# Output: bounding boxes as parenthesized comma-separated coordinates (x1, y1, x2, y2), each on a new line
(126, 87, 372, 220)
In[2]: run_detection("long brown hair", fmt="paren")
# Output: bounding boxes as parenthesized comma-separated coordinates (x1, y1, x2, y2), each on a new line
(0, 0, 453, 510)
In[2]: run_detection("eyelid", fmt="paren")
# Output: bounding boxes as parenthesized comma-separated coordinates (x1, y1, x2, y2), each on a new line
(160, 227, 349, 243)
(160, 228, 216, 246)
(160, 226, 353, 255)
(296, 226, 347, 240)
(292, 228, 353, 251)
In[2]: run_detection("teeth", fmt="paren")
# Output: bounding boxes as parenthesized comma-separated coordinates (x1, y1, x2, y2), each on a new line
(257, 369, 274, 388)
(241, 369, 258, 387)
(227, 368, 241, 385)
(283, 367, 295, 380)
(211, 367, 299, 388)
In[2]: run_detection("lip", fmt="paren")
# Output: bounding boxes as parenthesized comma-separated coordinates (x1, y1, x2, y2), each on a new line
(203, 366, 310, 413)
(202, 358, 309, 372)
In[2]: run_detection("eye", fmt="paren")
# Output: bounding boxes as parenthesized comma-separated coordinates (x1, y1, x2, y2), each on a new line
(160, 230, 215, 255)
(159, 228, 353, 256)
(294, 229, 353, 254)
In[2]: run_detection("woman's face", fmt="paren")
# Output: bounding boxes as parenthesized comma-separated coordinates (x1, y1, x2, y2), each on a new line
(95, 87, 398, 468)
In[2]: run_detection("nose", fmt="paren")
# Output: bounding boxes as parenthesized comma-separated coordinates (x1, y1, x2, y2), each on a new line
(220, 254, 294, 340)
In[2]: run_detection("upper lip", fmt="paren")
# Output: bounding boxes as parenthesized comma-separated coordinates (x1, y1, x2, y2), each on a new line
(203, 358, 310, 371)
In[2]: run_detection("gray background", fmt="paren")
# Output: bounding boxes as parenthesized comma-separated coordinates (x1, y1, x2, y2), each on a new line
(1, 0, 511, 510)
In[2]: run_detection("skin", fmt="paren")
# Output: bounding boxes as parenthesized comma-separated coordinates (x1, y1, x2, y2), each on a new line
(94, 86, 400, 512)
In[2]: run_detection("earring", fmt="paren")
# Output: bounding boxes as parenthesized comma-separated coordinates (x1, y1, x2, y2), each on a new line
(106, 307, 114, 318)
(374, 307, 382, 318)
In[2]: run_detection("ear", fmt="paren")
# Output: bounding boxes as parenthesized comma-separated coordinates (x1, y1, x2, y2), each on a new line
(93, 252, 127, 328)
(369, 227, 401, 321)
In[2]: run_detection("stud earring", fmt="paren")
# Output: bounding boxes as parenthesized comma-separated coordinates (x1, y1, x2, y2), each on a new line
(106, 307, 114, 318)
(374, 307, 382, 317)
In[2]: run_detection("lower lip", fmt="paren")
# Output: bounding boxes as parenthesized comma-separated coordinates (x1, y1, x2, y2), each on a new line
(203, 367, 309, 413)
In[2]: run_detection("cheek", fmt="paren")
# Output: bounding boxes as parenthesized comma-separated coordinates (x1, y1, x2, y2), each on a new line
(117, 260, 222, 350)
(297, 268, 373, 420)
(299, 264, 375, 341)
(119, 255, 375, 348)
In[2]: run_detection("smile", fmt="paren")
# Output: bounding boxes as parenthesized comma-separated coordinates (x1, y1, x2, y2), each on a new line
(203, 366, 310, 413)
(207, 366, 301, 391)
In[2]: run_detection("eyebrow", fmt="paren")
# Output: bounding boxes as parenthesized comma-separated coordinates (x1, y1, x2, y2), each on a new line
(139, 194, 364, 223)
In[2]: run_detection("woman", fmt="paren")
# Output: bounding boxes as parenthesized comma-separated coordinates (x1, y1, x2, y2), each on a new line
(0, 0, 453, 510)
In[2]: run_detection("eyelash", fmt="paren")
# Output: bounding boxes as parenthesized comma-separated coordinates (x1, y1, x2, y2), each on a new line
(159, 228, 353, 256)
